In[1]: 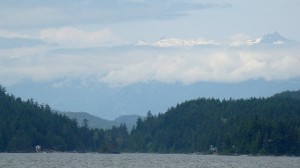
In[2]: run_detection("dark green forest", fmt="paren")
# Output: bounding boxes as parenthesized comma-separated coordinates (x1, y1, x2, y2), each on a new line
(129, 91, 300, 155)
(0, 85, 128, 153)
(1, 84, 300, 155)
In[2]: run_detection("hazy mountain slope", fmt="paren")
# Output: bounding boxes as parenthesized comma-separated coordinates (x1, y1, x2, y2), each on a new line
(58, 111, 114, 129)
(114, 115, 140, 131)
(6, 79, 300, 120)
(59, 111, 139, 131)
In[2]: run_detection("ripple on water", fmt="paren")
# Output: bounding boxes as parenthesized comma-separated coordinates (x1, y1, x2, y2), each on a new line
(0, 153, 299, 168)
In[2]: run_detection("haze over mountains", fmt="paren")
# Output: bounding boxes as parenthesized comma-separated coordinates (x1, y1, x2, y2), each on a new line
(5, 29, 300, 120)
(1, 0, 300, 120)
(58, 111, 139, 131)
(6, 79, 300, 120)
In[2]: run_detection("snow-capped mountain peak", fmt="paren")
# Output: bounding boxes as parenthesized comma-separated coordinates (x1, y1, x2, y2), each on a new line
(231, 32, 293, 47)
(260, 32, 292, 44)
(134, 38, 218, 48)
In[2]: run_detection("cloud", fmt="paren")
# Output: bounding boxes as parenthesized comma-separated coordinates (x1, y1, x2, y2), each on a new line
(98, 46, 300, 86)
(0, 37, 47, 49)
(0, 0, 231, 28)
(0, 6, 65, 28)
(1, 34, 300, 87)
(0, 29, 29, 38)
(40, 27, 123, 48)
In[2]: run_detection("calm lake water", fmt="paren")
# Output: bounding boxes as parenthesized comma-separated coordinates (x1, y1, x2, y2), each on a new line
(0, 153, 299, 168)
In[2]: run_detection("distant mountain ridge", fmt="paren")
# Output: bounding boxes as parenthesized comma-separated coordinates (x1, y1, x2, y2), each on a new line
(58, 111, 140, 131)
(7, 79, 300, 120)
(135, 32, 294, 48)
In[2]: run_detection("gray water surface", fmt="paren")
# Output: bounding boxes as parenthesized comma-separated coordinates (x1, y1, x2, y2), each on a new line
(0, 153, 299, 168)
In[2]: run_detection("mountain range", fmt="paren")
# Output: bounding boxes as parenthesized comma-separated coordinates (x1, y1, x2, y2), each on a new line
(135, 38, 218, 47)
(6, 78, 300, 120)
(3, 32, 299, 120)
(135, 32, 294, 48)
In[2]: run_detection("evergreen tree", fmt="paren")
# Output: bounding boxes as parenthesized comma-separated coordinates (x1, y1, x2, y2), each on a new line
(128, 90, 300, 155)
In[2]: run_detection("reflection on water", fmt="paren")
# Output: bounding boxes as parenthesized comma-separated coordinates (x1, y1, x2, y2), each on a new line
(0, 153, 299, 168)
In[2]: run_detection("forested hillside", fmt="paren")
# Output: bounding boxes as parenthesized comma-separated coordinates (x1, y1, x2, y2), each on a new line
(273, 90, 300, 100)
(0, 85, 128, 153)
(129, 90, 300, 155)
(1, 83, 300, 155)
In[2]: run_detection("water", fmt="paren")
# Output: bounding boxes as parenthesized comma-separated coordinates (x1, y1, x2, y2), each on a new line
(0, 153, 299, 168)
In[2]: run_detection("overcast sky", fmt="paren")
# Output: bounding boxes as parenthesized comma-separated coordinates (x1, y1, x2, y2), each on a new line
(1, 0, 300, 87)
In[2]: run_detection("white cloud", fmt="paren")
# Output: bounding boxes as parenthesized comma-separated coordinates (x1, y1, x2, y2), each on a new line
(268, 54, 300, 80)
(1, 34, 300, 87)
(0, 1, 229, 28)
(0, 6, 65, 28)
(40, 27, 123, 48)
(0, 29, 29, 38)
(99, 46, 300, 86)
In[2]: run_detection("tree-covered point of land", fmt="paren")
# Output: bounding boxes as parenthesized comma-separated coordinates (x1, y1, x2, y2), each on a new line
(0, 85, 128, 153)
(128, 91, 300, 155)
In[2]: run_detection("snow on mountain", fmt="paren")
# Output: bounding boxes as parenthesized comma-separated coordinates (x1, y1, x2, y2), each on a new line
(259, 32, 292, 44)
(135, 38, 218, 48)
(137, 32, 293, 48)
(248, 32, 293, 45)
(231, 32, 293, 47)
(246, 38, 262, 45)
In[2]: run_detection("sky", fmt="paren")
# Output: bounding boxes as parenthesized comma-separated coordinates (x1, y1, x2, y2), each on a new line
(1, 0, 300, 119)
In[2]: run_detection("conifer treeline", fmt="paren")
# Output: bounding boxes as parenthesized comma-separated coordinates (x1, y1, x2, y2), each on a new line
(0, 85, 128, 153)
(129, 91, 300, 155)
(1, 85, 300, 155)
